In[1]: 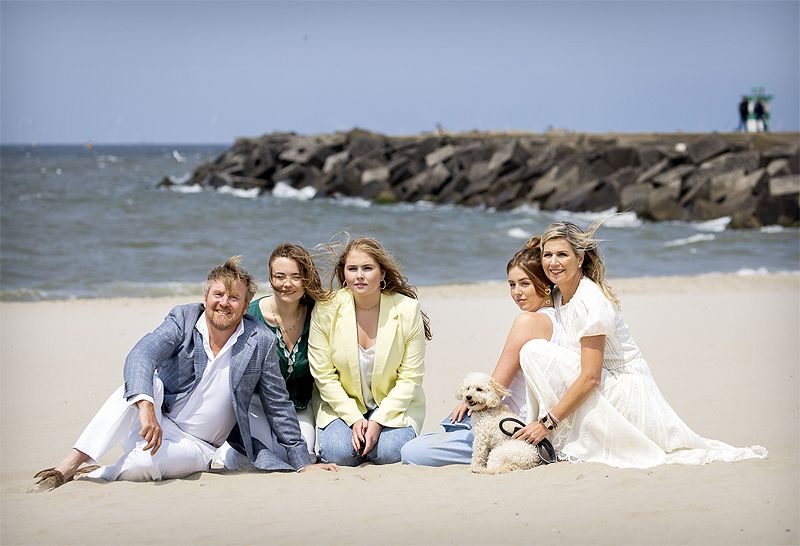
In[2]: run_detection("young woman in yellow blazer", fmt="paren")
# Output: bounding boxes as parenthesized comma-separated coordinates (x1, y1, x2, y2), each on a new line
(309, 237, 432, 466)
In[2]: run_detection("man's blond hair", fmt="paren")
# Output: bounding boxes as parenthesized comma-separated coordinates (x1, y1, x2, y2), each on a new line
(205, 256, 257, 305)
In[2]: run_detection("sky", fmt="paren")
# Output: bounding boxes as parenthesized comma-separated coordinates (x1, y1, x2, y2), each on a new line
(1, 0, 798, 144)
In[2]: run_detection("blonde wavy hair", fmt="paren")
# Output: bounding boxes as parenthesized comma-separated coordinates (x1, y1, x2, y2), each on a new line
(540, 220, 619, 306)
(206, 256, 258, 306)
(330, 236, 432, 341)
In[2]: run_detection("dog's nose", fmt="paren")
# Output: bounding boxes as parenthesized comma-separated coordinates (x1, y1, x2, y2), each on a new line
(465, 395, 472, 400)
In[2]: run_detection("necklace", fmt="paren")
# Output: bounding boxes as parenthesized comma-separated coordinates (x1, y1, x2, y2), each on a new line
(271, 299, 304, 335)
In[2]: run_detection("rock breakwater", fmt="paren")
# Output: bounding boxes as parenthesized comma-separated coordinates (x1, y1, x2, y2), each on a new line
(160, 129, 799, 228)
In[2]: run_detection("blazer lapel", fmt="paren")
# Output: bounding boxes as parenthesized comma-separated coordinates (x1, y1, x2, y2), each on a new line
(230, 326, 258, 390)
(192, 328, 208, 390)
(336, 292, 361, 386)
(372, 294, 399, 384)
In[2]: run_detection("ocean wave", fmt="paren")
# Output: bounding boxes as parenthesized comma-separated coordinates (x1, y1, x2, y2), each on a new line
(18, 192, 44, 202)
(507, 227, 532, 239)
(510, 203, 542, 215)
(97, 154, 118, 163)
(168, 184, 203, 194)
(663, 234, 716, 248)
(167, 172, 192, 185)
(735, 267, 773, 276)
(691, 217, 731, 232)
(217, 186, 260, 199)
(554, 208, 643, 228)
(331, 194, 372, 208)
(271, 181, 316, 200)
(760, 225, 788, 234)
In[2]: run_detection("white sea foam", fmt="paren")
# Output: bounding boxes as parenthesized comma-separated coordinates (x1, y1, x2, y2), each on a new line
(760, 225, 786, 233)
(691, 217, 730, 232)
(663, 234, 716, 248)
(510, 203, 542, 215)
(507, 227, 532, 239)
(272, 181, 316, 200)
(168, 184, 203, 194)
(332, 194, 372, 208)
(735, 267, 772, 276)
(172, 150, 187, 163)
(217, 186, 260, 199)
(167, 173, 192, 185)
(554, 208, 643, 228)
(97, 154, 118, 163)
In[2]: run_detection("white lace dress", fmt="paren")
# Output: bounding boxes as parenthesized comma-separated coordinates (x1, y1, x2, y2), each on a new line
(519, 277, 767, 468)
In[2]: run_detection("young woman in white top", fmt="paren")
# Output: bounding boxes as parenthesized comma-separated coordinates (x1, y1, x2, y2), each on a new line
(401, 236, 558, 466)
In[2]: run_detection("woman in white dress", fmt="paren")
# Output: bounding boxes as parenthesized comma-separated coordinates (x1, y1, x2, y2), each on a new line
(513, 220, 767, 468)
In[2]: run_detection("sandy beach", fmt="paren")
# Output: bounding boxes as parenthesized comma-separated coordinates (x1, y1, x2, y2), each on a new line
(1, 274, 797, 545)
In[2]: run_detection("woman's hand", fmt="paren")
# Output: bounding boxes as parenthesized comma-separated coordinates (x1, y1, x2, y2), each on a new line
(351, 419, 368, 453)
(450, 401, 471, 423)
(511, 420, 549, 445)
(362, 420, 383, 456)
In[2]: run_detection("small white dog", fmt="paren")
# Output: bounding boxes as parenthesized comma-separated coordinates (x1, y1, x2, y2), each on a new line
(457, 372, 542, 474)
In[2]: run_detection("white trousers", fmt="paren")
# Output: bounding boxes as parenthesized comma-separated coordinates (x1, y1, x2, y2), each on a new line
(214, 397, 316, 470)
(74, 377, 216, 481)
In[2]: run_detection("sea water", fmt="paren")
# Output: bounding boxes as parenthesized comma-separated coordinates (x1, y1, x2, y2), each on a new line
(1, 144, 797, 301)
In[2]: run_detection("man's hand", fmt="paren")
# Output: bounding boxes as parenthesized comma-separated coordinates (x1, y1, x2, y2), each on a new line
(298, 463, 339, 473)
(351, 419, 368, 454)
(361, 420, 383, 456)
(136, 400, 162, 455)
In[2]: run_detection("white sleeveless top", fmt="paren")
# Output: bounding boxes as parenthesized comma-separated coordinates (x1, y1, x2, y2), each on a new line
(506, 306, 558, 421)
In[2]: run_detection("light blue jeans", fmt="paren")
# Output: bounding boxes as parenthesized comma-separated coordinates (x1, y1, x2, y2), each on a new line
(318, 411, 416, 466)
(400, 414, 474, 466)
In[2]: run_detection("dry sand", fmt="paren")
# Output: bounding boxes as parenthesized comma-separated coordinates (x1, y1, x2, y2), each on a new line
(1, 274, 798, 545)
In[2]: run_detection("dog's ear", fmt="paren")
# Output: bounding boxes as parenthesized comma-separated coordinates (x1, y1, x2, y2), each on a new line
(455, 380, 465, 400)
(489, 377, 512, 399)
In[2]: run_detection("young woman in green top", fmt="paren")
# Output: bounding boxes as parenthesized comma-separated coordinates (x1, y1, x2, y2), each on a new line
(214, 243, 331, 466)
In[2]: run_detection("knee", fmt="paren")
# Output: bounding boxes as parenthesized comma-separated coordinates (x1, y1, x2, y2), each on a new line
(400, 436, 429, 465)
(371, 429, 415, 465)
(317, 428, 358, 467)
(318, 443, 358, 466)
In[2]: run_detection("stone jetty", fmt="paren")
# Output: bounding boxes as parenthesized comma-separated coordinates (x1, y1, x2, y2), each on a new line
(160, 129, 799, 228)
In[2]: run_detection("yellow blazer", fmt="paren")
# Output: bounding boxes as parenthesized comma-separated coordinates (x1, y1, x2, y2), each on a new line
(309, 288, 426, 434)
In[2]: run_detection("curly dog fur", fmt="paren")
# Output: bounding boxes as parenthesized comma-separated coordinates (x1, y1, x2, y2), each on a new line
(457, 372, 542, 474)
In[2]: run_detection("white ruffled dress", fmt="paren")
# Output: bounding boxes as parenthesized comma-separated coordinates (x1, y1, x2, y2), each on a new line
(519, 276, 767, 468)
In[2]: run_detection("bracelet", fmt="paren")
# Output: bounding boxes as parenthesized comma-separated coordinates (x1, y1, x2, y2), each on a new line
(541, 413, 558, 431)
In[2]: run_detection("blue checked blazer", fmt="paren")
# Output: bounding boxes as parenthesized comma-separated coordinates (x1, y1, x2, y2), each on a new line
(123, 303, 310, 471)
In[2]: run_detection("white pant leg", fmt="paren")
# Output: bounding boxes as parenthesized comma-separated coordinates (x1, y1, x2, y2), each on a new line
(77, 377, 216, 482)
(74, 378, 166, 463)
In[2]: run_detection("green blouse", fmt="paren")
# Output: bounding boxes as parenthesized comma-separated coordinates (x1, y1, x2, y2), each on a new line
(247, 296, 314, 411)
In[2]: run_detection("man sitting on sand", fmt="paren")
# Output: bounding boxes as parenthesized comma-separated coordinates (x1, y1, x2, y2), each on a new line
(30, 256, 336, 492)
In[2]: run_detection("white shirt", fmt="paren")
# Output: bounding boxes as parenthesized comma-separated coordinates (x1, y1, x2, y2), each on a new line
(167, 315, 243, 447)
(358, 344, 377, 411)
(129, 315, 243, 448)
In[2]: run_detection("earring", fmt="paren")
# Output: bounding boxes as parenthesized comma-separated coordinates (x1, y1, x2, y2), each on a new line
(380, 279, 387, 290)
(544, 286, 552, 306)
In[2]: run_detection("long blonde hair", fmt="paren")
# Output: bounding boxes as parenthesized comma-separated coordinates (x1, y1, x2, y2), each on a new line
(332, 236, 432, 341)
(540, 220, 619, 306)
